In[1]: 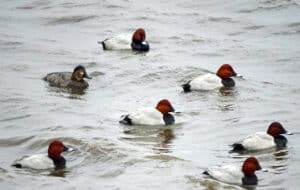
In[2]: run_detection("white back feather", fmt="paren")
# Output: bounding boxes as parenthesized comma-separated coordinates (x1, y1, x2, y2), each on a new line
(241, 132, 276, 150)
(207, 164, 243, 185)
(127, 107, 164, 125)
(102, 34, 132, 50)
(190, 73, 222, 90)
(16, 154, 54, 170)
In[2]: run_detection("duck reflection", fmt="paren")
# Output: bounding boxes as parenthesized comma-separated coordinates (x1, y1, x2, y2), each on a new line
(121, 126, 175, 154)
(154, 128, 175, 153)
(46, 86, 86, 99)
(48, 168, 68, 177)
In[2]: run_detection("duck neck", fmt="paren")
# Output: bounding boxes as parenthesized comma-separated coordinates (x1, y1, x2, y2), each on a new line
(274, 135, 287, 147)
(131, 41, 149, 52)
(221, 78, 235, 87)
(242, 175, 258, 185)
(49, 155, 66, 169)
(163, 113, 175, 125)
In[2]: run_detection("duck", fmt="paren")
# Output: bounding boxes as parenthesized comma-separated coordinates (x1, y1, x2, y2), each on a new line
(232, 122, 291, 152)
(203, 157, 265, 186)
(119, 99, 175, 126)
(12, 140, 74, 170)
(99, 28, 150, 52)
(43, 65, 92, 89)
(182, 64, 237, 92)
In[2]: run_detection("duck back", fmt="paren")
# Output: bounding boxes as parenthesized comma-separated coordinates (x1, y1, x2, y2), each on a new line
(44, 72, 88, 89)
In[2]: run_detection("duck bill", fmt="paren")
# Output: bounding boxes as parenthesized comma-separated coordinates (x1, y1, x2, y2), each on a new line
(63, 146, 75, 152)
(84, 74, 92, 79)
(285, 131, 293, 135)
(232, 71, 237, 77)
(169, 106, 175, 112)
(257, 165, 268, 172)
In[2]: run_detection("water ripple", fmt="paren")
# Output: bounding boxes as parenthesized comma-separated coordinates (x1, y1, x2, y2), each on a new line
(46, 15, 98, 25)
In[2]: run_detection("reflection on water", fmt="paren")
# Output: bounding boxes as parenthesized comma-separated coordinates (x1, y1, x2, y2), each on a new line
(153, 128, 175, 153)
(219, 87, 237, 97)
(121, 126, 175, 154)
(48, 169, 67, 178)
(198, 177, 249, 190)
(46, 86, 86, 98)
(1, 0, 299, 189)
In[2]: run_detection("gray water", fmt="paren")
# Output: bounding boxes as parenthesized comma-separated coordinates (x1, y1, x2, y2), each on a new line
(0, 0, 300, 189)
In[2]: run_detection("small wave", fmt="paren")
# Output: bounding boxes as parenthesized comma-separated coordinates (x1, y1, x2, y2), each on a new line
(0, 136, 35, 147)
(271, 30, 300, 36)
(208, 16, 234, 23)
(105, 4, 127, 9)
(16, 1, 51, 10)
(243, 25, 265, 30)
(238, 2, 298, 14)
(288, 22, 300, 28)
(0, 114, 31, 122)
(60, 2, 99, 8)
(46, 15, 98, 25)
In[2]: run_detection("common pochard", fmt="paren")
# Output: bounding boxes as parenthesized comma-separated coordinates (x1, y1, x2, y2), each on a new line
(204, 157, 266, 186)
(119, 99, 175, 126)
(43, 65, 92, 89)
(182, 64, 237, 92)
(99, 28, 150, 52)
(12, 140, 74, 170)
(232, 122, 291, 152)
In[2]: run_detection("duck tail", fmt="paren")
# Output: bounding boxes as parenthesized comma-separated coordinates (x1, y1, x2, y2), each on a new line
(12, 163, 22, 168)
(231, 143, 245, 152)
(42, 76, 48, 81)
(203, 170, 209, 175)
(119, 115, 132, 125)
(182, 82, 191, 93)
(98, 41, 107, 50)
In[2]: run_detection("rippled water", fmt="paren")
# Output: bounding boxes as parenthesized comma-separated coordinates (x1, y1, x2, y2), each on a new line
(0, 0, 299, 189)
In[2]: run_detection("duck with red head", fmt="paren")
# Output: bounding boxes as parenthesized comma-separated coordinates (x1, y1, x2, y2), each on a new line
(43, 65, 92, 89)
(232, 122, 291, 152)
(182, 64, 238, 92)
(12, 140, 74, 170)
(119, 99, 175, 126)
(203, 156, 265, 186)
(99, 28, 149, 52)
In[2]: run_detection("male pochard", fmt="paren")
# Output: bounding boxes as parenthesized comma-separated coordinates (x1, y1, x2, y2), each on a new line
(12, 140, 74, 170)
(99, 28, 150, 52)
(182, 64, 237, 92)
(119, 99, 175, 126)
(232, 122, 291, 152)
(204, 157, 266, 186)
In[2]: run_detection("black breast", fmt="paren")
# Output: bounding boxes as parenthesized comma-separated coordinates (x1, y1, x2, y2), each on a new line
(163, 113, 175, 125)
(52, 157, 66, 169)
(242, 175, 258, 185)
(221, 78, 235, 87)
(131, 41, 150, 52)
(274, 135, 287, 148)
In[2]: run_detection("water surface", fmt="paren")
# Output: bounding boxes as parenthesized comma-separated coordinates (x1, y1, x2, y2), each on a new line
(0, 0, 299, 189)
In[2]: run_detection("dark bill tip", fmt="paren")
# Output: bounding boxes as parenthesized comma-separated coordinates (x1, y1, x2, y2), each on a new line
(63, 146, 75, 152)
(84, 74, 92, 79)
(169, 106, 175, 112)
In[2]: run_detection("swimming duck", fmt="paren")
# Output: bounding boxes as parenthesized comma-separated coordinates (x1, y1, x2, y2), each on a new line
(182, 64, 237, 92)
(203, 157, 265, 186)
(12, 140, 74, 170)
(232, 122, 291, 152)
(100, 28, 150, 52)
(119, 99, 175, 126)
(43, 65, 92, 89)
